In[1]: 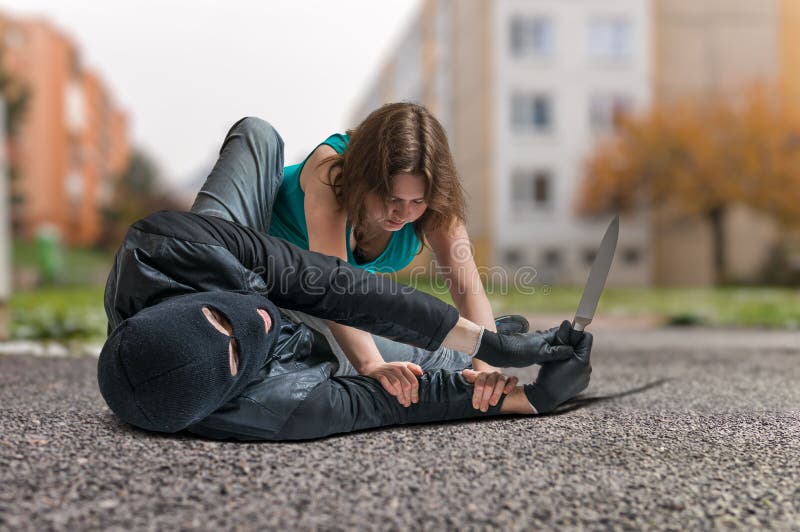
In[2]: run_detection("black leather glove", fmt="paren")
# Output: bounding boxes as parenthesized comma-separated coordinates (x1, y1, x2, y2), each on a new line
(524, 321, 593, 414)
(474, 320, 575, 368)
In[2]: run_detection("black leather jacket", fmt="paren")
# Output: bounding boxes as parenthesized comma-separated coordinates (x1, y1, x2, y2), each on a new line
(102, 211, 459, 439)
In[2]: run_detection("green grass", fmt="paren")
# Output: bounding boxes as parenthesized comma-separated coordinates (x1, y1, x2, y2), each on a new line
(12, 240, 113, 285)
(6, 282, 800, 343)
(9, 240, 112, 342)
(10, 285, 107, 342)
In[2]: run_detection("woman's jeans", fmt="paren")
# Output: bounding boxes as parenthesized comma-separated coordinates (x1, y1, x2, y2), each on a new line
(190, 117, 472, 376)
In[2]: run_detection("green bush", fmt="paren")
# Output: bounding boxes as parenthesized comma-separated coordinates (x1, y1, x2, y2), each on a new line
(10, 286, 106, 341)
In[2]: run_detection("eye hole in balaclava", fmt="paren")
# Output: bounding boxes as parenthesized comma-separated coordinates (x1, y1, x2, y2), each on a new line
(201, 306, 239, 376)
(97, 291, 281, 433)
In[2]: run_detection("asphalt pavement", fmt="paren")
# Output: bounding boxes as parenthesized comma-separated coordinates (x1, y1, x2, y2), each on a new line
(1, 328, 798, 530)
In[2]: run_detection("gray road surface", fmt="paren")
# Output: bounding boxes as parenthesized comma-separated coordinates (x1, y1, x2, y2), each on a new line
(1, 328, 799, 530)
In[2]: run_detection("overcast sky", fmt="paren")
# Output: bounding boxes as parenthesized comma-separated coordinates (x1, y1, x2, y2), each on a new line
(1, 0, 420, 188)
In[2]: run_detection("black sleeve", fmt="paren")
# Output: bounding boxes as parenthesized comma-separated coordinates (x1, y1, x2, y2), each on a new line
(128, 211, 459, 351)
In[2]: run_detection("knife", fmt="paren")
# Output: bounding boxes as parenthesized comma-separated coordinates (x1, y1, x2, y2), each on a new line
(568, 216, 619, 340)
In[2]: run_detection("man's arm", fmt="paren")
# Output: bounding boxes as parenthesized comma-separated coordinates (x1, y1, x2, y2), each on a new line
(118, 212, 578, 371)
(131, 211, 460, 351)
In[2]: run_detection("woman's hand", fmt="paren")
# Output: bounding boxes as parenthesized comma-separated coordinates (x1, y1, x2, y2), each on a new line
(461, 368, 519, 412)
(363, 362, 424, 407)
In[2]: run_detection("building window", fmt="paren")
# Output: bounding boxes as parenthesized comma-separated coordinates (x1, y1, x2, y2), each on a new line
(588, 17, 631, 61)
(505, 248, 524, 266)
(65, 171, 84, 205)
(512, 169, 553, 211)
(510, 16, 554, 58)
(534, 173, 550, 204)
(543, 249, 562, 268)
(512, 93, 553, 133)
(589, 93, 632, 133)
(623, 247, 641, 265)
(65, 81, 85, 133)
(583, 249, 597, 266)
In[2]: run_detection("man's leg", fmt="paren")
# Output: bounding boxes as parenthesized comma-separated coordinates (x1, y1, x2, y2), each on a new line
(274, 369, 532, 441)
(191, 116, 284, 233)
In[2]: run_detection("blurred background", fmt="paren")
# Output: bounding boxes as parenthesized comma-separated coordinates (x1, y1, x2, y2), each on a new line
(0, 0, 798, 348)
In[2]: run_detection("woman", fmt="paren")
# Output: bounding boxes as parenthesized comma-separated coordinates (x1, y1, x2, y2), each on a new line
(192, 103, 516, 410)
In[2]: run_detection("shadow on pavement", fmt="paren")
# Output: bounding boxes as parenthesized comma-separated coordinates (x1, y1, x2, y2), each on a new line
(549, 378, 670, 415)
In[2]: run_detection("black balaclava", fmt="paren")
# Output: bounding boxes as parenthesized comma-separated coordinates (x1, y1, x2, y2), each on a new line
(98, 291, 281, 433)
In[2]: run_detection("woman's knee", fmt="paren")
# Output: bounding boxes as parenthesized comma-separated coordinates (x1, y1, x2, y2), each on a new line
(230, 116, 284, 148)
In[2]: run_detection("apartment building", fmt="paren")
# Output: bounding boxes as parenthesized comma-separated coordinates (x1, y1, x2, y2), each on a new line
(353, 0, 651, 285)
(352, 0, 797, 286)
(494, 0, 651, 286)
(0, 15, 129, 246)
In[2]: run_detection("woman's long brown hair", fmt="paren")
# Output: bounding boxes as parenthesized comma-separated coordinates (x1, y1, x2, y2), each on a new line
(318, 102, 466, 250)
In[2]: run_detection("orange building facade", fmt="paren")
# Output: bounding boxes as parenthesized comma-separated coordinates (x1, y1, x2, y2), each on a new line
(0, 14, 129, 246)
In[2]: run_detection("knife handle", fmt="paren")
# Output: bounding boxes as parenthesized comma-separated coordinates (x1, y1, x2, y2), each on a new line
(572, 316, 591, 332)
(556, 320, 585, 347)
(566, 327, 585, 347)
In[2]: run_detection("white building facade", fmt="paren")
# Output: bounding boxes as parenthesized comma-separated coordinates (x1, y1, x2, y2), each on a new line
(352, 0, 653, 285)
(492, 0, 652, 284)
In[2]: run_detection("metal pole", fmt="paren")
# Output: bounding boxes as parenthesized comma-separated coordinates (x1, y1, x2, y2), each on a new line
(0, 98, 12, 339)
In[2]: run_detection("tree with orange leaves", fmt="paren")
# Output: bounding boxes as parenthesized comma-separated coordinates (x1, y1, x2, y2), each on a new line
(579, 86, 800, 283)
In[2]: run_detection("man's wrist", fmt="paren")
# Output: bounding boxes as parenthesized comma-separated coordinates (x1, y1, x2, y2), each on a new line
(471, 326, 485, 357)
(441, 317, 483, 354)
(470, 357, 498, 373)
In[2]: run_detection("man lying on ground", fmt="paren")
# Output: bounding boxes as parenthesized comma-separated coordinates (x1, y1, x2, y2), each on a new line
(98, 211, 592, 440)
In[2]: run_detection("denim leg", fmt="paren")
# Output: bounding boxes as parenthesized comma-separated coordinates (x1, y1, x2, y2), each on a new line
(280, 309, 472, 376)
(372, 335, 472, 372)
(191, 117, 284, 234)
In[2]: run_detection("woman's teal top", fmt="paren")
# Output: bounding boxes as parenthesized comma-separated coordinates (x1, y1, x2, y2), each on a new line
(268, 133, 422, 273)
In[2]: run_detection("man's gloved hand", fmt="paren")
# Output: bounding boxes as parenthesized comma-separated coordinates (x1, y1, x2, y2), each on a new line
(524, 320, 593, 414)
(474, 320, 575, 368)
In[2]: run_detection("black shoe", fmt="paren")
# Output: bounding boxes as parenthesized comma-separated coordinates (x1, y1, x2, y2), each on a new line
(494, 315, 529, 335)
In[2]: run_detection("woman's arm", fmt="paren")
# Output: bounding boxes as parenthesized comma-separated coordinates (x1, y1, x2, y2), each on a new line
(427, 223, 519, 410)
(426, 223, 498, 369)
(301, 146, 420, 406)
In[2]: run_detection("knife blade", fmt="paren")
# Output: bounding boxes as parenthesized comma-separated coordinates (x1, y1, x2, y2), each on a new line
(572, 215, 619, 332)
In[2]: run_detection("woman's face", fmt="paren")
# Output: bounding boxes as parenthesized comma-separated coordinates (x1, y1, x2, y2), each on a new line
(365, 172, 428, 231)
